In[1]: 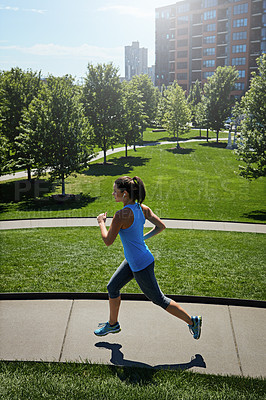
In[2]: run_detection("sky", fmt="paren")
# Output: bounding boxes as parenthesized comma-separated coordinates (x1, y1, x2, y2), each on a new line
(0, 0, 177, 79)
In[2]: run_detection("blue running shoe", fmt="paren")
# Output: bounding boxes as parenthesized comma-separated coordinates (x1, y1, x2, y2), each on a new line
(188, 316, 202, 340)
(94, 322, 121, 336)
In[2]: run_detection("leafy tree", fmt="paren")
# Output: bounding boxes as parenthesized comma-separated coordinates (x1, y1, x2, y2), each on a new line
(119, 81, 146, 157)
(162, 81, 191, 148)
(203, 66, 239, 142)
(82, 63, 122, 164)
(130, 74, 158, 130)
(0, 67, 41, 177)
(194, 98, 208, 137)
(19, 75, 93, 195)
(188, 79, 202, 124)
(235, 54, 266, 179)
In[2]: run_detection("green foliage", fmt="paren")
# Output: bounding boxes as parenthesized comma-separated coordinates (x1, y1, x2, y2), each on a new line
(203, 66, 239, 141)
(235, 55, 266, 179)
(130, 74, 158, 126)
(119, 81, 146, 156)
(162, 81, 191, 147)
(188, 80, 202, 124)
(0, 67, 42, 173)
(19, 75, 93, 194)
(82, 63, 122, 163)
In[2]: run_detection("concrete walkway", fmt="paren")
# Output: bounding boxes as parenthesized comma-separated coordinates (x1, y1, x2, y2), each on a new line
(1, 217, 265, 233)
(0, 298, 265, 378)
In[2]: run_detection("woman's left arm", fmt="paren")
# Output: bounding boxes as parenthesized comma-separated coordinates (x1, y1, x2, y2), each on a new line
(97, 211, 123, 246)
(141, 205, 166, 240)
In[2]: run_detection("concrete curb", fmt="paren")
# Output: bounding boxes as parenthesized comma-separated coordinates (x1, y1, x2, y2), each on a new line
(1, 292, 265, 308)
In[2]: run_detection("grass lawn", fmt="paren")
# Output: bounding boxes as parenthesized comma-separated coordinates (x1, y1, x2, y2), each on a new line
(1, 227, 265, 300)
(0, 141, 265, 223)
(0, 361, 265, 400)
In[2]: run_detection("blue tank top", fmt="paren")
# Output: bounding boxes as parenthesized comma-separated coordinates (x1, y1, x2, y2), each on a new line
(119, 203, 154, 272)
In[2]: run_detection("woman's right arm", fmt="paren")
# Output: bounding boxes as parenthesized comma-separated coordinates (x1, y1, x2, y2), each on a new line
(141, 204, 166, 240)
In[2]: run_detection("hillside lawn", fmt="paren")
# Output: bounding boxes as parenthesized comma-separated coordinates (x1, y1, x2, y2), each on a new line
(0, 137, 265, 223)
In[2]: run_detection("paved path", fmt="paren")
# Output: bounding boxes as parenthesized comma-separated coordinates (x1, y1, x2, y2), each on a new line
(0, 298, 265, 378)
(1, 217, 265, 233)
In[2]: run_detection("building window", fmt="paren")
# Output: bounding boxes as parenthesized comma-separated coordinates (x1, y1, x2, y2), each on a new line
(203, 47, 215, 55)
(177, 73, 187, 80)
(235, 82, 245, 90)
(234, 3, 248, 15)
(203, 0, 217, 7)
(238, 70, 245, 78)
(177, 50, 188, 58)
(204, 23, 216, 32)
(232, 57, 246, 65)
(232, 44, 247, 53)
(233, 31, 247, 40)
(203, 59, 215, 67)
(177, 39, 188, 47)
(204, 35, 216, 44)
(204, 10, 216, 20)
(177, 3, 189, 13)
(176, 62, 188, 69)
(177, 27, 188, 35)
(233, 18, 248, 28)
(177, 15, 189, 23)
(203, 71, 215, 78)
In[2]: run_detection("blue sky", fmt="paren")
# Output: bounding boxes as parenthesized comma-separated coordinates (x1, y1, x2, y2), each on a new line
(0, 0, 175, 78)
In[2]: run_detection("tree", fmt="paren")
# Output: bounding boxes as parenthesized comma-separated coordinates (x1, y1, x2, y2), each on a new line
(19, 75, 93, 195)
(130, 74, 158, 130)
(162, 81, 191, 148)
(82, 63, 122, 164)
(194, 98, 208, 138)
(119, 81, 146, 157)
(235, 54, 266, 179)
(0, 67, 41, 178)
(188, 79, 202, 125)
(203, 66, 239, 142)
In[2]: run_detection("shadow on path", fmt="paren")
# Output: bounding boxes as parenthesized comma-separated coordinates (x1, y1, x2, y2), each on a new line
(95, 341, 206, 371)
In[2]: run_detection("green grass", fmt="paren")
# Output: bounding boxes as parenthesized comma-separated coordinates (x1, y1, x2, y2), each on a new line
(0, 141, 265, 223)
(1, 227, 265, 300)
(0, 361, 265, 400)
(142, 127, 222, 143)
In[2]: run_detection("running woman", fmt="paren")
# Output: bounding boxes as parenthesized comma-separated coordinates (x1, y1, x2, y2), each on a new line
(94, 176, 202, 339)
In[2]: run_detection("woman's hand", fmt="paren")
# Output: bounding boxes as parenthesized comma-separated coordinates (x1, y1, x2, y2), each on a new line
(97, 212, 107, 224)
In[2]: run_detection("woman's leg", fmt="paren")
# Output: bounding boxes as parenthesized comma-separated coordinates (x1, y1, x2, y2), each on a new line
(166, 300, 193, 325)
(107, 259, 133, 324)
(134, 262, 193, 325)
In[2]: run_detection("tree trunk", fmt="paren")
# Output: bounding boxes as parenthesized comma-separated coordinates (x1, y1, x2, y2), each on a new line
(199, 128, 202, 138)
(62, 174, 65, 196)
(125, 138, 128, 158)
(207, 128, 209, 142)
(216, 129, 219, 143)
(27, 166, 31, 181)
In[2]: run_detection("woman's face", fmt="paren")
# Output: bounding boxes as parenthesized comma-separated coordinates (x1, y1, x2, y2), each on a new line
(112, 183, 124, 202)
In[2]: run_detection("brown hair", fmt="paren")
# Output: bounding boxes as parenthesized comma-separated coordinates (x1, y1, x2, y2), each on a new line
(115, 176, 146, 204)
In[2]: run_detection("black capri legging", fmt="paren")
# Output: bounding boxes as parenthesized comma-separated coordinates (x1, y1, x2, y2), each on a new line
(107, 259, 171, 310)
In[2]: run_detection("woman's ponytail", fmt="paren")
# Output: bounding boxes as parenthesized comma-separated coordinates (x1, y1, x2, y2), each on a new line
(132, 176, 146, 204)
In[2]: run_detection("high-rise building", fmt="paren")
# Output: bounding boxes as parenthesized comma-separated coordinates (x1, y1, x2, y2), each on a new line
(125, 41, 148, 80)
(155, 0, 266, 96)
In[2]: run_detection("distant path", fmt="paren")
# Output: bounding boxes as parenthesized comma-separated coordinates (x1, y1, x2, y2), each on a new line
(0, 217, 265, 233)
(0, 137, 227, 182)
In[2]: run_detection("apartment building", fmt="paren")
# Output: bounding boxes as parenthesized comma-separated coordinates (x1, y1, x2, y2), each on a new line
(155, 0, 266, 97)
(125, 41, 148, 81)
